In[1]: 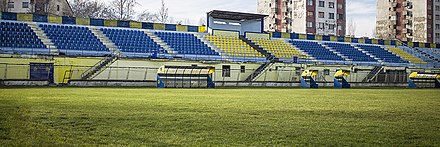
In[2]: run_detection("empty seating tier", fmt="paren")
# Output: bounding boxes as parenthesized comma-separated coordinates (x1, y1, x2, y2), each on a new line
(0, 21, 47, 53)
(356, 45, 408, 63)
(40, 24, 109, 55)
(101, 28, 167, 55)
(387, 48, 427, 64)
(205, 36, 264, 58)
(154, 32, 218, 56)
(250, 38, 304, 59)
(324, 42, 377, 62)
(289, 40, 344, 61)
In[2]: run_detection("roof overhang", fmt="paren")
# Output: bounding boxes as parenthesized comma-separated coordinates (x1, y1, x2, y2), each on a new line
(207, 10, 268, 21)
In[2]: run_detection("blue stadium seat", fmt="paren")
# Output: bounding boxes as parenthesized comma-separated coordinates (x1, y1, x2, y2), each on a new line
(289, 40, 345, 61)
(101, 28, 168, 57)
(39, 24, 110, 56)
(324, 42, 378, 62)
(0, 21, 48, 54)
(154, 32, 219, 56)
(356, 44, 409, 63)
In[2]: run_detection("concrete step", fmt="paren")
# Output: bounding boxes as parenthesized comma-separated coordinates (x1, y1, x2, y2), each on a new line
(26, 22, 59, 55)
(88, 26, 120, 55)
(144, 30, 176, 54)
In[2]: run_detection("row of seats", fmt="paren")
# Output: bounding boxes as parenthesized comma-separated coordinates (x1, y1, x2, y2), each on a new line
(40, 24, 109, 52)
(356, 45, 408, 63)
(101, 28, 167, 54)
(324, 42, 377, 62)
(386, 48, 427, 64)
(289, 40, 345, 61)
(205, 36, 264, 58)
(250, 38, 304, 59)
(0, 22, 46, 49)
(155, 32, 218, 56)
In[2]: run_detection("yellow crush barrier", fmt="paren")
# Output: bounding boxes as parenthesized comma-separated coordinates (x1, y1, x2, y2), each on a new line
(249, 38, 305, 59)
(387, 48, 427, 64)
(204, 36, 264, 58)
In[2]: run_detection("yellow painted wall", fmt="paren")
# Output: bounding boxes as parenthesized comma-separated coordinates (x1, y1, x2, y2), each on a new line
(430, 43, 436, 48)
(407, 42, 414, 47)
(153, 23, 165, 30)
(384, 40, 391, 45)
(315, 35, 322, 41)
(76, 18, 90, 25)
(104, 20, 117, 27)
(358, 38, 365, 44)
(176, 25, 188, 32)
(281, 33, 290, 39)
(419, 43, 425, 48)
(330, 36, 338, 41)
(344, 37, 351, 42)
(17, 13, 33, 21)
(372, 39, 379, 44)
(48, 16, 62, 24)
(130, 21, 142, 29)
(198, 26, 206, 33)
(298, 34, 307, 40)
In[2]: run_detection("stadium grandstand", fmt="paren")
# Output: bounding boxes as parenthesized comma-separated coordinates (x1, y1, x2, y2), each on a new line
(0, 10, 439, 87)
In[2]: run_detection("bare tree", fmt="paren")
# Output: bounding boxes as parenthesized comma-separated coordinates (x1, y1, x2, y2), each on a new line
(347, 18, 356, 37)
(198, 17, 206, 26)
(137, 10, 157, 22)
(70, 0, 111, 19)
(155, 0, 169, 23)
(0, 0, 8, 12)
(184, 18, 191, 25)
(110, 0, 138, 20)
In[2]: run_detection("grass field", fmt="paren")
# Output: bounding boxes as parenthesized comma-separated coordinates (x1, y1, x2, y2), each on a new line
(0, 88, 439, 146)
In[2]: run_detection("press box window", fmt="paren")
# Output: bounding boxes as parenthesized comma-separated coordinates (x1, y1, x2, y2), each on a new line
(222, 65, 231, 77)
(240, 66, 246, 73)
(324, 69, 330, 75)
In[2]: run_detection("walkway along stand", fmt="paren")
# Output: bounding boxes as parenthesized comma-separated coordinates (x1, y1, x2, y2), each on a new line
(408, 72, 440, 88)
(300, 70, 319, 88)
(157, 66, 215, 88)
(334, 69, 351, 88)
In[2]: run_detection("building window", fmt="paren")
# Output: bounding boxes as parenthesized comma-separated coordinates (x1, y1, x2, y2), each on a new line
(318, 1, 325, 7)
(22, 2, 29, 8)
(318, 12, 325, 18)
(329, 24, 335, 30)
(318, 22, 324, 29)
(338, 4, 343, 9)
(307, 22, 313, 28)
(57, 5, 60, 11)
(307, 11, 314, 17)
(307, 0, 313, 6)
(7, 2, 14, 8)
(338, 25, 342, 31)
(329, 13, 335, 19)
(436, 33, 440, 39)
(436, 15, 440, 20)
(436, 24, 440, 30)
(329, 2, 335, 8)
(222, 65, 231, 77)
(436, 5, 440, 11)
(338, 14, 344, 20)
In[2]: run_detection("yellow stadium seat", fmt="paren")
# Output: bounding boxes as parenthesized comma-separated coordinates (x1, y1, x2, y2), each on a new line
(204, 35, 264, 58)
(387, 48, 427, 64)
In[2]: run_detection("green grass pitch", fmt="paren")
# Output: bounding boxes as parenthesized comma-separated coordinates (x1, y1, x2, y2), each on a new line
(0, 88, 439, 146)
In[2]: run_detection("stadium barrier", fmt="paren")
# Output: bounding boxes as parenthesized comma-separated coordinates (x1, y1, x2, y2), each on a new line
(334, 70, 351, 88)
(408, 72, 440, 88)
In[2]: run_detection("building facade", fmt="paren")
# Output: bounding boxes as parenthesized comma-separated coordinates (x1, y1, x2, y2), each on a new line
(376, 0, 440, 43)
(2, 0, 73, 16)
(258, 0, 346, 36)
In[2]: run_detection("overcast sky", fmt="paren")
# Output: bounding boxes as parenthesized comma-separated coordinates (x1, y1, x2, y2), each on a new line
(125, 0, 376, 37)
